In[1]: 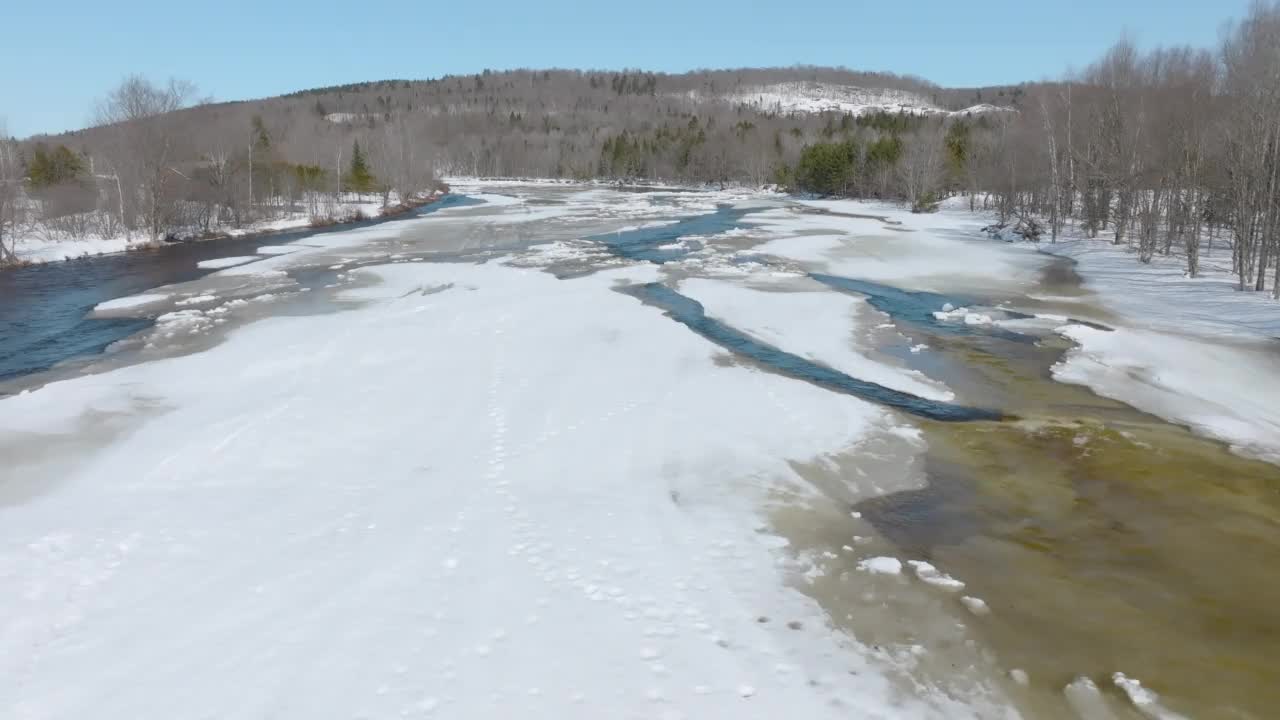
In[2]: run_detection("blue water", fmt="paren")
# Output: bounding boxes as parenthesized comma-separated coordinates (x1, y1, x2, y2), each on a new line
(809, 273, 1038, 344)
(588, 205, 756, 263)
(0, 196, 476, 384)
(626, 283, 1005, 423)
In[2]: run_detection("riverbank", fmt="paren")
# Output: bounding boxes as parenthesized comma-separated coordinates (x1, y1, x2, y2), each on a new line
(1, 190, 449, 268)
(2, 185, 993, 720)
(0, 190, 464, 385)
(787, 196, 1280, 465)
(740, 192, 1280, 717)
(3, 181, 1278, 719)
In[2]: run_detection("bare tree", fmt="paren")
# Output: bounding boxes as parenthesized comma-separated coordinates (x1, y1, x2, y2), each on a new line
(0, 120, 21, 264)
(92, 75, 196, 242)
(899, 124, 945, 212)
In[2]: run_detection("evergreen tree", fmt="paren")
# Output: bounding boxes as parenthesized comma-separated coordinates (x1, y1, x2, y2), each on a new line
(944, 120, 971, 183)
(25, 144, 87, 188)
(794, 140, 858, 195)
(251, 116, 271, 152)
(345, 140, 376, 194)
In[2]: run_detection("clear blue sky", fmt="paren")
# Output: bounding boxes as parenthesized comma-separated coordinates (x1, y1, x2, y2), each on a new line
(0, 0, 1252, 138)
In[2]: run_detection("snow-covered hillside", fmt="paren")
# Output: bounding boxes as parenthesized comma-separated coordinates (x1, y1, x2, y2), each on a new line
(717, 83, 1013, 117)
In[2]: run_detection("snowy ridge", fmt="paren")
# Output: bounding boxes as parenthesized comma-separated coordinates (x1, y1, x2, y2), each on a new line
(717, 83, 1015, 117)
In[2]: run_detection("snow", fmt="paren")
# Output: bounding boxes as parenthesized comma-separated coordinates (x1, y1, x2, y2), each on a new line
(10, 234, 144, 263)
(1112, 673, 1189, 720)
(932, 306, 994, 326)
(460, 192, 525, 208)
(857, 557, 904, 575)
(679, 278, 954, 401)
(1052, 324, 1280, 464)
(756, 200, 1047, 295)
(1063, 677, 1115, 720)
(906, 561, 965, 592)
(19, 183, 1272, 718)
(196, 256, 259, 270)
(92, 293, 170, 313)
(0, 226, 982, 718)
(8, 192, 425, 267)
(324, 112, 373, 123)
(1042, 230, 1280, 339)
(817, 198, 1280, 467)
(255, 245, 300, 255)
(150, 309, 215, 340)
(959, 597, 990, 616)
(719, 83, 1014, 118)
(968, 216, 1280, 465)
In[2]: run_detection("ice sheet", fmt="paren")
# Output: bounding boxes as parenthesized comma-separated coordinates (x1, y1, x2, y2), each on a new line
(680, 277, 954, 401)
(1, 254, 984, 719)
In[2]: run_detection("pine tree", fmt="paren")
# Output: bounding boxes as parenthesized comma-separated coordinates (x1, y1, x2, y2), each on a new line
(25, 143, 87, 188)
(345, 140, 376, 195)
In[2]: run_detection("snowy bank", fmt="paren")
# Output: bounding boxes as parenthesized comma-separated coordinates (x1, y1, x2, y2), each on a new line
(1042, 231, 1280, 339)
(0, 241, 986, 718)
(7, 193, 421, 267)
(1054, 324, 1280, 463)
(679, 277, 953, 401)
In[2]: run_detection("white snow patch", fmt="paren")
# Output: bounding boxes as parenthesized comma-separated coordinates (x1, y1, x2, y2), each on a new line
(197, 256, 259, 270)
(93, 293, 170, 313)
(0, 246, 995, 718)
(718, 83, 1013, 119)
(906, 561, 965, 592)
(1042, 228, 1280, 339)
(1112, 673, 1189, 720)
(1054, 325, 1280, 464)
(1063, 677, 1117, 720)
(255, 245, 300, 255)
(932, 306, 993, 326)
(857, 557, 903, 575)
(679, 278, 954, 401)
(758, 200, 1045, 295)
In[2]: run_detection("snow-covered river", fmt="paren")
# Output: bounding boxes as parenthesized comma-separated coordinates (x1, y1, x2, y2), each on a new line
(3, 182, 1279, 719)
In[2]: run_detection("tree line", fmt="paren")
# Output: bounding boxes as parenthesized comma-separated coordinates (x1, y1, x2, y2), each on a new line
(954, 1, 1280, 295)
(6, 7, 1280, 298)
(1, 66, 1012, 264)
(773, 2, 1280, 297)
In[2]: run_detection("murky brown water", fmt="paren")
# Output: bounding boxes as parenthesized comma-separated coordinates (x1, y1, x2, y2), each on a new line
(913, 416, 1280, 719)
(774, 255, 1280, 719)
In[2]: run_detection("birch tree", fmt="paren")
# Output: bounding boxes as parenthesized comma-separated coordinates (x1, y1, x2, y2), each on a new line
(0, 122, 21, 263)
(899, 124, 945, 212)
(93, 75, 196, 241)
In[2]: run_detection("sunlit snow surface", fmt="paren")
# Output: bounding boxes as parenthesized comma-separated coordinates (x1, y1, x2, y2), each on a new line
(0, 187, 1010, 720)
(709, 83, 1014, 118)
(765, 196, 1280, 464)
(3, 182, 1273, 719)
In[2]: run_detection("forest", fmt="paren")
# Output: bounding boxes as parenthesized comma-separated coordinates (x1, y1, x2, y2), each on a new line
(1, 2, 1279, 297)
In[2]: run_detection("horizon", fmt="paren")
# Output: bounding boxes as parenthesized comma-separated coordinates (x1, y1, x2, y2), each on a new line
(0, 0, 1253, 139)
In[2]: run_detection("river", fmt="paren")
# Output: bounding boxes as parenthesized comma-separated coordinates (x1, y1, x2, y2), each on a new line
(0, 194, 480, 385)
(1, 182, 1276, 719)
